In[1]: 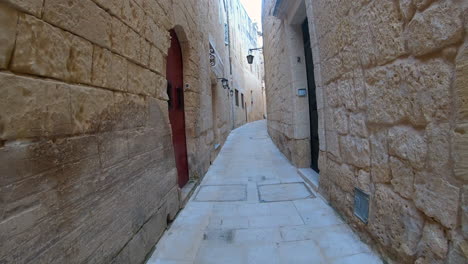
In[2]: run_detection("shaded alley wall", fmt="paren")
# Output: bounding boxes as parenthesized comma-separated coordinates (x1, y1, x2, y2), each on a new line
(262, 0, 468, 263)
(0, 0, 233, 263)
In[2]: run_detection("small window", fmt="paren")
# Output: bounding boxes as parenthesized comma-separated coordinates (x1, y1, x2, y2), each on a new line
(241, 93, 244, 109)
(235, 89, 239, 106)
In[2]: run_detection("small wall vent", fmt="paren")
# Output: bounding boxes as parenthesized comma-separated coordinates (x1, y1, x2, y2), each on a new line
(354, 188, 369, 224)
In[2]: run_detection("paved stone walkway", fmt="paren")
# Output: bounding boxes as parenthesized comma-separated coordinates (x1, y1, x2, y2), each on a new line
(147, 120, 382, 264)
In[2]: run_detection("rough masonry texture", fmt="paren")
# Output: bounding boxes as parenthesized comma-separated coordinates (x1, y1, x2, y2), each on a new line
(0, 0, 264, 263)
(262, 0, 468, 263)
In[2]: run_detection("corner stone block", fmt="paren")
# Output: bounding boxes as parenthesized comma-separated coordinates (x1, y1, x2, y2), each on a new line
(414, 171, 460, 229)
(70, 85, 115, 134)
(11, 14, 72, 81)
(369, 185, 424, 258)
(405, 2, 463, 56)
(43, 0, 112, 48)
(2, 0, 43, 17)
(0, 72, 72, 141)
(0, 3, 18, 69)
(453, 123, 468, 182)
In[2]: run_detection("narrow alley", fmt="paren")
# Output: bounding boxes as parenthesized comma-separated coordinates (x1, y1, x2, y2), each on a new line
(1, 0, 467, 263)
(147, 121, 381, 264)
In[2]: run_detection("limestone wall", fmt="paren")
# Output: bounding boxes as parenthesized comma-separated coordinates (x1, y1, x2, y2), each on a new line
(263, 0, 468, 262)
(0, 0, 232, 263)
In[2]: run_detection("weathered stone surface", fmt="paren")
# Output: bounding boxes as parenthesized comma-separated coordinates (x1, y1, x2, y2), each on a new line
(369, 185, 424, 257)
(111, 17, 140, 62)
(367, 0, 406, 65)
(406, 2, 463, 56)
(0, 73, 72, 140)
(446, 234, 468, 264)
(327, 158, 355, 193)
(149, 45, 165, 75)
(340, 135, 370, 168)
(390, 157, 414, 199)
(454, 41, 468, 121)
(114, 92, 146, 129)
(414, 171, 460, 229)
(367, 59, 452, 125)
(99, 131, 129, 168)
(426, 123, 450, 171)
(417, 221, 448, 260)
(12, 14, 71, 80)
(121, 0, 145, 33)
(92, 46, 128, 91)
(2, 0, 43, 16)
(127, 61, 157, 96)
(0, 3, 18, 69)
(69, 35, 93, 84)
(143, 15, 170, 53)
(388, 126, 427, 170)
(357, 169, 371, 194)
(333, 108, 348, 135)
(400, 0, 416, 22)
(349, 113, 367, 138)
(463, 186, 468, 238)
(91, 0, 122, 16)
(369, 130, 390, 183)
(325, 130, 341, 161)
(453, 123, 468, 182)
(70, 85, 115, 134)
(43, 0, 112, 48)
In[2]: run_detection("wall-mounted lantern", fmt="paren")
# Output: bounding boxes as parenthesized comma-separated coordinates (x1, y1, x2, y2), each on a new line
(247, 47, 263, 64)
(217, 78, 229, 89)
(229, 89, 234, 96)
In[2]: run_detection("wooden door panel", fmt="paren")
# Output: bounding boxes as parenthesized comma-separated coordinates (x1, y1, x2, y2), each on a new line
(167, 30, 189, 187)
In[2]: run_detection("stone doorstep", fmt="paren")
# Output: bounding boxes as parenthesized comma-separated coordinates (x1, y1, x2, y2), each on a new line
(297, 167, 320, 192)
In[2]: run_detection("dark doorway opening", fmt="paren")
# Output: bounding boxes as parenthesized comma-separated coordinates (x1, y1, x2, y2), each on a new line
(302, 19, 320, 173)
(167, 30, 189, 187)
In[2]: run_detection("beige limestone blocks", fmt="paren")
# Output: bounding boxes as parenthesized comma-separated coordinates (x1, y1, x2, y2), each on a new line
(366, 59, 452, 126)
(2, 0, 43, 16)
(406, 1, 463, 56)
(369, 185, 424, 258)
(0, 73, 72, 140)
(0, 3, 18, 69)
(43, 0, 112, 48)
(414, 171, 460, 229)
(92, 46, 128, 91)
(11, 14, 93, 84)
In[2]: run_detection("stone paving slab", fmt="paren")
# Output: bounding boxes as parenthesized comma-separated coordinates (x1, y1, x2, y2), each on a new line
(146, 121, 382, 264)
(258, 182, 315, 202)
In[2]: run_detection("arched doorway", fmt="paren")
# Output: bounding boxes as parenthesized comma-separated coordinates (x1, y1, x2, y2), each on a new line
(167, 30, 189, 187)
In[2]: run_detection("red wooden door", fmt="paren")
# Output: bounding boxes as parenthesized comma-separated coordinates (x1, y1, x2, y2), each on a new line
(167, 30, 189, 187)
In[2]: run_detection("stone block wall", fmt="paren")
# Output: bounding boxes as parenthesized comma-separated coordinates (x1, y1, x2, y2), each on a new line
(263, 0, 468, 262)
(0, 0, 232, 263)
